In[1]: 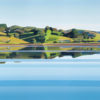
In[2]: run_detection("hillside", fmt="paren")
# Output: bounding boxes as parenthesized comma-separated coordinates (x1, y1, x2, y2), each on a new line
(64, 29, 100, 42)
(0, 24, 100, 44)
(0, 36, 29, 44)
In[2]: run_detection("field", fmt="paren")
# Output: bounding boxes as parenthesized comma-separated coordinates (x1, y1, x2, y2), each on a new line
(0, 36, 29, 44)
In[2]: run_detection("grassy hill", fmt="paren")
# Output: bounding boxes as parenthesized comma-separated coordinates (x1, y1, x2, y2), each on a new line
(0, 32, 7, 36)
(45, 35, 73, 43)
(0, 36, 29, 44)
(0, 24, 100, 44)
(64, 29, 100, 43)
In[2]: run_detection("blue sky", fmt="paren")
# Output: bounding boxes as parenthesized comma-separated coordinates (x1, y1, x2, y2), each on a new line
(0, 0, 100, 30)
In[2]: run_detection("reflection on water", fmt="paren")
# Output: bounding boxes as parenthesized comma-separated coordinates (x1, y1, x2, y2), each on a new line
(0, 46, 100, 59)
(0, 46, 100, 100)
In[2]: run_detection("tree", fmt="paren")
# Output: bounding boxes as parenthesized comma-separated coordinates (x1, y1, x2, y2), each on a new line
(5, 28, 10, 36)
(15, 29, 24, 35)
(45, 26, 50, 33)
(67, 29, 79, 38)
(37, 30, 45, 43)
(71, 29, 79, 38)
(45, 29, 52, 42)
(32, 39, 36, 43)
(9, 25, 22, 33)
(0, 24, 7, 32)
(23, 26, 35, 32)
(83, 32, 88, 39)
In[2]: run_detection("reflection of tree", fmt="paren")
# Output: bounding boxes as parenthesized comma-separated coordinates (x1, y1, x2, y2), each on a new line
(0, 54, 9, 59)
(72, 52, 82, 58)
(0, 46, 100, 59)
(0, 62, 5, 64)
(44, 46, 60, 59)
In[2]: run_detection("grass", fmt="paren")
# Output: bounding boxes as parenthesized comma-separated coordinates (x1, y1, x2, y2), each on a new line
(0, 32, 7, 36)
(83, 34, 100, 42)
(45, 35, 73, 43)
(0, 36, 29, 44)
(94, 34, 100, 41)
(58, 36, 73, 41)
(0, 31, 100, 44)
(22, 35, 39, 40)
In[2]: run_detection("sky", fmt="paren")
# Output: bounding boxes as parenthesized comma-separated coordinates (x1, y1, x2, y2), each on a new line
(0, 0, 100, 31)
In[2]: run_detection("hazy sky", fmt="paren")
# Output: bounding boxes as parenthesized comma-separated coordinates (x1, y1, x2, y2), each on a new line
(0, 0, 100, 30)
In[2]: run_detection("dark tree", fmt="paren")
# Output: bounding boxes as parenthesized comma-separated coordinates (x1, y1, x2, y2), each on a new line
(0, 24, 7, 32)
(66, 29, 79, 38)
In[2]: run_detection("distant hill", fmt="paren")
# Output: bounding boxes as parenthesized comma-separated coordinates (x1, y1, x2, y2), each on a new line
(0, 24, 100, 44)
(64, 29, 99, 36)
(64, 29, 100, 42)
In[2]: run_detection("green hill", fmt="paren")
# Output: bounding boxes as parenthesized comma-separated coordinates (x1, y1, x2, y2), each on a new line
(0, 24, 100, 44)
(0, 36, 29, 44)
(64, 29, 100, 42)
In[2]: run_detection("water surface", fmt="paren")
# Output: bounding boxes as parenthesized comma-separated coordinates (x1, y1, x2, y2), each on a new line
(0, 46, 100, 100)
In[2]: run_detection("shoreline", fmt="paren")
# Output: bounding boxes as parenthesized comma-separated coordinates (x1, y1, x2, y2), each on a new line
(0, 43, 100, 46)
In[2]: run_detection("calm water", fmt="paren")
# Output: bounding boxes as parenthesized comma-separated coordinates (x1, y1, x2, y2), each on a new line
(0, 46, 100, 100)
(1, 80, 100, 100)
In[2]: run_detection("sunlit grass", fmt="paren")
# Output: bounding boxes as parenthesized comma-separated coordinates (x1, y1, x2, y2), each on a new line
(0, 36, 29, 44)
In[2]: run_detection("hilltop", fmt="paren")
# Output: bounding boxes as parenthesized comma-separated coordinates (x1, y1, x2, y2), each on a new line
(0, 24, 100, 44)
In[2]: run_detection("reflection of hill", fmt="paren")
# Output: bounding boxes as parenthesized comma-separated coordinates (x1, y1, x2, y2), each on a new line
(61, 52, 97, 58)
(0, 46, 100, 59)
(0, 62, 6, 64)
(0, 46, 26, 59)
